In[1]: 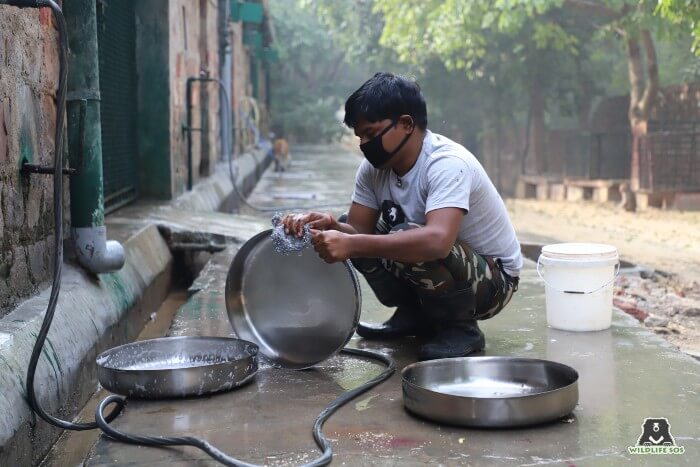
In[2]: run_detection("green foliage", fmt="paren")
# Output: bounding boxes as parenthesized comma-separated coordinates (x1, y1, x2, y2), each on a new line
(374, 0, 489, 74)
(656, 0, 700, 54)
(299, 0, 386, 65)
(267, 0, 366, 142)
(375, 0, 599, 127)
(656, 35, 700, 83)
(305, 0, 522, 146)
(374, 0, 695, 126)
(267, 0, 698, 146)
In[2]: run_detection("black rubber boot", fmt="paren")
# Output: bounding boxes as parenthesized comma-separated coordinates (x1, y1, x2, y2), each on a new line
(357, 305, 429, 339)
(417, 288, 485, 360)
(417, 320, 485, 360)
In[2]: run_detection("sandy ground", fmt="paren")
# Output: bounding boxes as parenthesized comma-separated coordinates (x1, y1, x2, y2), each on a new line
(507, 199, 700, 357)
(507, 199, 700, 282)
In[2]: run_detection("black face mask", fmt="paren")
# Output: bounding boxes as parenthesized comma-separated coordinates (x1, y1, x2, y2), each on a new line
(360, 120, 414, 168)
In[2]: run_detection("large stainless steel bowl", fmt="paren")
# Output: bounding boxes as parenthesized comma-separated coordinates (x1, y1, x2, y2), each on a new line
(96, 336, 258, 399)
(225, 229, 361, 369)
(402, 356, 579, 427)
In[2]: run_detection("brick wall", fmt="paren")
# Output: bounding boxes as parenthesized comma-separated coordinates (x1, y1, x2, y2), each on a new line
(0, 6, 64, 317)
(169, 0, 221, 195)
(230, 20, 253, 154)
(200, 0, 221, 177)
(0, 1, 262, 316)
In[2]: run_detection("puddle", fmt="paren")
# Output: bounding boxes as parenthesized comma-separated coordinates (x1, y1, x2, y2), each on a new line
(319, 356, 383, 391)
(354, 394, 379, 411)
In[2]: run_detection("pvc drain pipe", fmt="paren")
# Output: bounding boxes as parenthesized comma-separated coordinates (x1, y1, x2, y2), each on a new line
(64, 0, 125, 274)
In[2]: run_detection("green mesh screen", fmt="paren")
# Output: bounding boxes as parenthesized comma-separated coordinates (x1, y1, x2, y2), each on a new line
(97, 0, 138, 212)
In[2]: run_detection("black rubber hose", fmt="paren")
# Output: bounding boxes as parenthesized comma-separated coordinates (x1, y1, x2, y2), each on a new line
(23, 0, 124, 431)
(96, 347, 395, 467)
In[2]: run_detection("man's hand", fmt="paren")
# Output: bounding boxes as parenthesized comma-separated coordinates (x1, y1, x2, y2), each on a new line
(310, 229, 353, 263)
(281, 212, 336, 238)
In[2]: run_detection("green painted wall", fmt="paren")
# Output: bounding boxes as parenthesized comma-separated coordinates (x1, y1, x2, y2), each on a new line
(135, 0, 172, 199)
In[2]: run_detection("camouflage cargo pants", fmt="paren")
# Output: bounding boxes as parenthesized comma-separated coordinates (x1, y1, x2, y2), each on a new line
(350, 219, 518, 321)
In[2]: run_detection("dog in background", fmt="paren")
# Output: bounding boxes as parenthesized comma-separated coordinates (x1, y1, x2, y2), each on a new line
(273, 137, 290, 172)
(618, 181, 636, 212)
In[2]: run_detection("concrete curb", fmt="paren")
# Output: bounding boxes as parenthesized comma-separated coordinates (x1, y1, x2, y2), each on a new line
(173, 149, 270, 212)
(0, 148, 270, 466)
(0, 224, 173, 466)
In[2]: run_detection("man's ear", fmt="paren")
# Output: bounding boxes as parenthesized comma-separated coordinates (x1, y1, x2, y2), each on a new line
(398, 115, 415, 133)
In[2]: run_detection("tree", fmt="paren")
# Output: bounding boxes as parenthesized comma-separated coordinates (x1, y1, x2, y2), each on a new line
(299, 0, 519, 155)
(375, 0, 600, 174)
(298, 0, 386, 66)
(563, 1, 662, 138)
(377, 1, 669, 138)
(267, 0, 368, 142)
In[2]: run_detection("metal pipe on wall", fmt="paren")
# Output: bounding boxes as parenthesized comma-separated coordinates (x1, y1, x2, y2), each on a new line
(64, 0, 125, 274)
(221, 46, 233, 163)
(185, 76, 233, 191)
(218, 0, 233, 164)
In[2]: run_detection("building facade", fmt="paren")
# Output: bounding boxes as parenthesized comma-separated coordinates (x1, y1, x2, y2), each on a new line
(0, 0, 274, 318)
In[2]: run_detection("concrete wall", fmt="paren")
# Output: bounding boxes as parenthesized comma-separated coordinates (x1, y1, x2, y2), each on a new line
(256, 58, 271, 137)
(0, 224, 173, 466)
(135, 0, 224, 200)
(0, 3, 272, 462)
(0, 6, 63, 318)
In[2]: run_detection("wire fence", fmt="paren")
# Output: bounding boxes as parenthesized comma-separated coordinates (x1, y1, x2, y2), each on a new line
(637, 129, 700, 193)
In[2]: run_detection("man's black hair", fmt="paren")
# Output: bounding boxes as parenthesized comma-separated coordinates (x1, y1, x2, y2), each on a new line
(344, 72, 428, 130)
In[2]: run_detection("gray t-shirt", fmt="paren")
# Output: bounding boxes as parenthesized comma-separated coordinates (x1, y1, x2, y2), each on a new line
(352, 130, 523, 276)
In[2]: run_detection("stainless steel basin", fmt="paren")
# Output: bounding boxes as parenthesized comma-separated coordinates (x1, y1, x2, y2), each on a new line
(96, 336, 258, 399)
(225, 229, 361, 369)
(402, 356, 579, 427)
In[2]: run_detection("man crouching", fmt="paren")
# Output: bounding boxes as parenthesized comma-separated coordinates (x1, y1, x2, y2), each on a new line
(282, 72, 522, 361)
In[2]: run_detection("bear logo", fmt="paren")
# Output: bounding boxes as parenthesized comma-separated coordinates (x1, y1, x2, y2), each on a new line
(388, 207, 398, 223)
(636, 418, 675, 446)
(381, 201, 406, 227)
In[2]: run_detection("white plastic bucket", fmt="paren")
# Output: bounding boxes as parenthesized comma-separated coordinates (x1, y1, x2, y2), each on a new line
(537, 243, 620, 331)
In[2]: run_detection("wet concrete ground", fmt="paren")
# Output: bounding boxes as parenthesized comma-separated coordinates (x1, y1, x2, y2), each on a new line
(41, 291, 189, 467)
(79, 144, 699, 466)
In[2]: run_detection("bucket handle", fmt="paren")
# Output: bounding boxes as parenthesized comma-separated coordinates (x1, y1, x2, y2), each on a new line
(536, 256, 620, 295)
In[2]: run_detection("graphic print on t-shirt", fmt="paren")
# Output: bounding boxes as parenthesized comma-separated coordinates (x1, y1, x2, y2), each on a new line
(381, 200, 406, 228)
